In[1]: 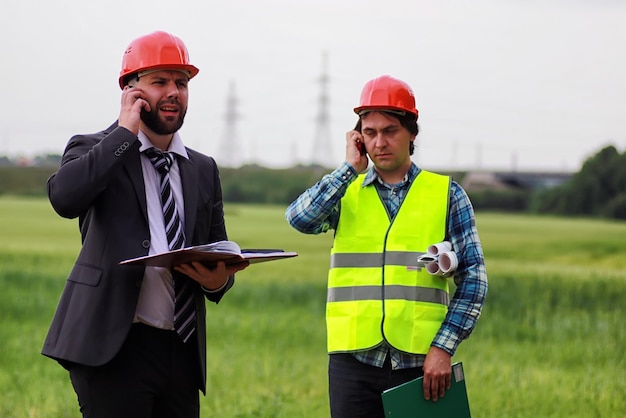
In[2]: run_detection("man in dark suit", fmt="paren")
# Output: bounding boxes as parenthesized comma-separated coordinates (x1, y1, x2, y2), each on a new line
(41, 31, 248, 418)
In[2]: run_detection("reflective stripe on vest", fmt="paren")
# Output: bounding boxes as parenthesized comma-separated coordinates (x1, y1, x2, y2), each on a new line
(326, 170, 451, 354)
(327, 285, 449, 305)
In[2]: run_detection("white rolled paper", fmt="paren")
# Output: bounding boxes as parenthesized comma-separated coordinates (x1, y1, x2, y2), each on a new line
(418, 242, 458, 277)
(417, 254, 437, 263)
(437, 251, 458, 275)
(426, 261, 442, 275)
(427, 241, 452, 256)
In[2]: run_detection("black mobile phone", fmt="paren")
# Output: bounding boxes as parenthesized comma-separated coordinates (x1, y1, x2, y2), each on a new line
(353, 122, 366, 156)
(352, 127, 365, 156)
(356, 139, 366, 156)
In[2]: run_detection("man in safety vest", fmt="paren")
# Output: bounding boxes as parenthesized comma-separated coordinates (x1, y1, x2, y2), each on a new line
(285, 75, 488, 418)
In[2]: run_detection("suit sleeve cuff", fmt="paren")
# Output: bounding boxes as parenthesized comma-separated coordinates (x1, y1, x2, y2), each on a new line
(201, 279, 229, 294)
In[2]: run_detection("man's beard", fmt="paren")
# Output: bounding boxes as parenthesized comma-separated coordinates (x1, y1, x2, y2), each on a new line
(140, 103, 186, 135)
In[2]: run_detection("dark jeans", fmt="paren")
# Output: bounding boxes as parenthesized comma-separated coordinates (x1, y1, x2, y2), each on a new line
(329, 353, 424, 418)
(69, 323, 200, 418)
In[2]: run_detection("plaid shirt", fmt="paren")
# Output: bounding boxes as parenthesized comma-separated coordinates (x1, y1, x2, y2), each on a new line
(285, 162, 488, 370)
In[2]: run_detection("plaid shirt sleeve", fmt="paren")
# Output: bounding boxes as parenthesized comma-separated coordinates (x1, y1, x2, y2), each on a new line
(431, 180, 488, 355)
(285, 162, 358, 234)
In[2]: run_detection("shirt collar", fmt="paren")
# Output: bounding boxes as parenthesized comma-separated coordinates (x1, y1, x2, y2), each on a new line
(137, 130, 189, 160)
(362, 162, 420, 188)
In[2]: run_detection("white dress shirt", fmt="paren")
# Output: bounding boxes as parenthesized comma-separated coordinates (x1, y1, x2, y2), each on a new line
(133, 131, 189, 330)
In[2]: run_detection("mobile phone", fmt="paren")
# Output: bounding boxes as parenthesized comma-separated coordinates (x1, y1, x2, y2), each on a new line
(353, 128, 366, 156)
(356, 139, 366, 156)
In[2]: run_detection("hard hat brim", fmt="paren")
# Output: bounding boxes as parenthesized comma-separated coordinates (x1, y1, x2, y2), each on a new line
(118, 64, 199, 89)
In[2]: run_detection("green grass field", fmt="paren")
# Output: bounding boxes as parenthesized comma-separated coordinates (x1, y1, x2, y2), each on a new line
(1, 196, 625, 417)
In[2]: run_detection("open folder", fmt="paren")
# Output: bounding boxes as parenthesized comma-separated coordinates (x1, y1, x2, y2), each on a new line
(381, 362, 471, 418)
(119, 240, 297, 268)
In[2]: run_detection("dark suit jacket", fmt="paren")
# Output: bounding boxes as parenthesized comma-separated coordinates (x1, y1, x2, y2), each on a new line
(41, 122, 233, 393)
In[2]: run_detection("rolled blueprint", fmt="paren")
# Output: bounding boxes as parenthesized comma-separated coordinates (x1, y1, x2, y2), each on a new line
(427, 241, 452, 256)
(426, 261, 443, 275)
(419, 241, 458, 277)
(417, 241, 451, 264)
(438, 251, 458, 275)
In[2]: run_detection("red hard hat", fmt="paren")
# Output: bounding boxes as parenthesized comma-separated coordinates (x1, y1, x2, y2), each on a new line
(118, 31, 200, 89)
(353, 75, 418, 119)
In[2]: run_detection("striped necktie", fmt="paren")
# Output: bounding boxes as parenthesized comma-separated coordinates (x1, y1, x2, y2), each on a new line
(144, 147, 196, 342)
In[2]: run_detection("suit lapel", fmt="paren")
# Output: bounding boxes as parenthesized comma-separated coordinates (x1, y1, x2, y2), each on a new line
(125, 145, 149, 224)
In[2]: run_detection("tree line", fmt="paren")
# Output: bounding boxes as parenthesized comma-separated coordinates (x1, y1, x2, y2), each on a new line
(1, 145, 624, 220)
(467, 145, 626, 220)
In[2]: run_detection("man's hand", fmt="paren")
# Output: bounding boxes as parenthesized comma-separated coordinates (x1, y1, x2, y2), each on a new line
(174, 260, 249, 290)
(422, 346, 452, 401)
(119, 84, 151, 135)
(345, 130, 368, 173)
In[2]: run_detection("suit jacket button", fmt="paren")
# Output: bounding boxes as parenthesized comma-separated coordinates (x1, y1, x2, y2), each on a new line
(142, 240, 150, 249)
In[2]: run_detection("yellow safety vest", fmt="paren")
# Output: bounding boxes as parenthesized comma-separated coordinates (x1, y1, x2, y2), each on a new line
(327, 170, 451, 354)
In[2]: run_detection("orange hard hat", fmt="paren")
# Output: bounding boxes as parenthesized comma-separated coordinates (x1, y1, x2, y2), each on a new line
(118, 31, 200, 89)
(353, 75, 418, 119)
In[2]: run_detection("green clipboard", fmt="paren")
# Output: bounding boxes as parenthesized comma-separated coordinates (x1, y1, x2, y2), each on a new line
(381, 362, 471, 418)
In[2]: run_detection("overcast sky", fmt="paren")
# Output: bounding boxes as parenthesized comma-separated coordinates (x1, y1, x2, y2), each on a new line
(2, 0, 625, 172)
